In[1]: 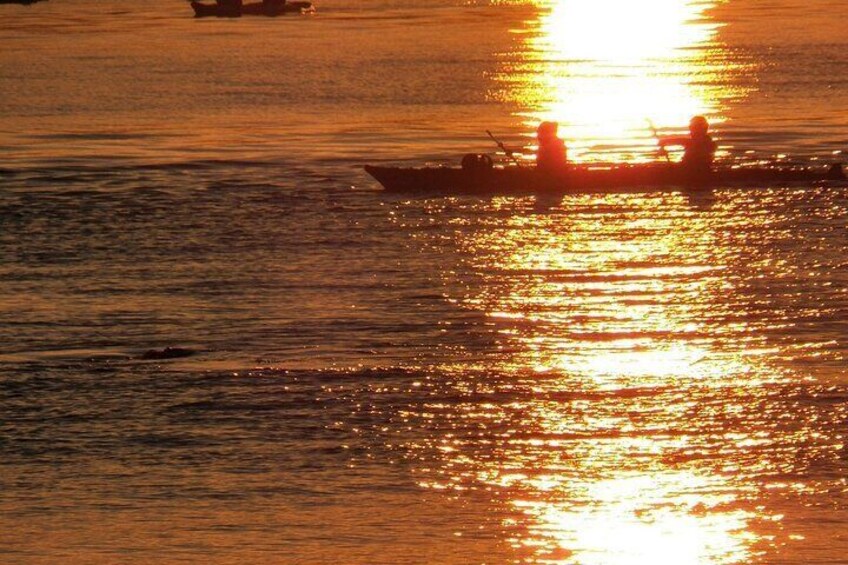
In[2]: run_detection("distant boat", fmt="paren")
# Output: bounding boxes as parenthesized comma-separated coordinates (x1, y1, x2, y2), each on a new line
(364, 160, 846, 195)
(190, 0, 314, 17)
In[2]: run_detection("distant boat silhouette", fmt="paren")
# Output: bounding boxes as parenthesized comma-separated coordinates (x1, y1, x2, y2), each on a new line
(190, 0, 313, 17)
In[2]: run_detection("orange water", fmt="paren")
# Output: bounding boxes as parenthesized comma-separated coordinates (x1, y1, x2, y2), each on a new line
(1, 1, 847, 563)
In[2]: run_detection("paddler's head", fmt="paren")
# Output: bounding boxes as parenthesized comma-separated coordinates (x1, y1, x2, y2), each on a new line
(689, 115, 709, 136)
(537, 121, 559, 140)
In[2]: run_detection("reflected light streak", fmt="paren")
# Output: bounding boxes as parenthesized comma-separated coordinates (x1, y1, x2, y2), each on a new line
(414, 191, 794, 562)
(500, 0, 748, 162)
(519, 471, 755, 565)
(538, 0, 719, 63)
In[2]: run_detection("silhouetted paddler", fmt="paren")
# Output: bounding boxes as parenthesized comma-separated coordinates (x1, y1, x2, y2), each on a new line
(659, 115, 717, 175)
(536, 121, 568, 172)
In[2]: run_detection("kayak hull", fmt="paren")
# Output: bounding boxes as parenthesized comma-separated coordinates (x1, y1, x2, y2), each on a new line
(364, 163, 846, 195)
(190, 1, 313, 17)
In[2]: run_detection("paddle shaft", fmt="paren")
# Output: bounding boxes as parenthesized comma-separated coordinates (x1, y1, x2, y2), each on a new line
(486, 130, 523, 168)
(647, 119, 672, 163)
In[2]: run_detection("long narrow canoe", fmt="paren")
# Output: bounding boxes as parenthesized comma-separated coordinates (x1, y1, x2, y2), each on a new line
(190, 0, 313, 17)
(364, 162, 846, 195)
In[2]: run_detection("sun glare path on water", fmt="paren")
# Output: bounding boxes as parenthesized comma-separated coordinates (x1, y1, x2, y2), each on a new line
(392, 186, 845, 563)
(497, 0, 752, 163)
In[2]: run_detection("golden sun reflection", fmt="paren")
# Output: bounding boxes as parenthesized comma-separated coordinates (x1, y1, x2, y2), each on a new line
(538, 0, 719, 63)
(516, 471, 755, 565)
(415, 192, 802, 563)
(502, 0, 750, 162)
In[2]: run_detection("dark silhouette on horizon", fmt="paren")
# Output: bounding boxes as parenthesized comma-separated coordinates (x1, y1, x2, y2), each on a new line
(190, 0, 313, 18)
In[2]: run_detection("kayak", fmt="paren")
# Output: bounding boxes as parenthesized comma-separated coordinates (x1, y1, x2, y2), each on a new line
(364, 160, 846, 195)
(190, 0, 313, 17)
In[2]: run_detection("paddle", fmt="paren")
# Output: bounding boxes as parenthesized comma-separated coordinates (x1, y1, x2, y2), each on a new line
(486, 130, 523, 168)
(646, 119, 671, 163)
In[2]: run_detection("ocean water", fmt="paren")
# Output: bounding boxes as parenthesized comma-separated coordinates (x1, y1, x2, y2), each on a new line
(1, 0, 848, 563)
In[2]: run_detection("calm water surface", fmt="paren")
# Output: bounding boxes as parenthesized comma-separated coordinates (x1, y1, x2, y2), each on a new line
(1, 0, 847, 563)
